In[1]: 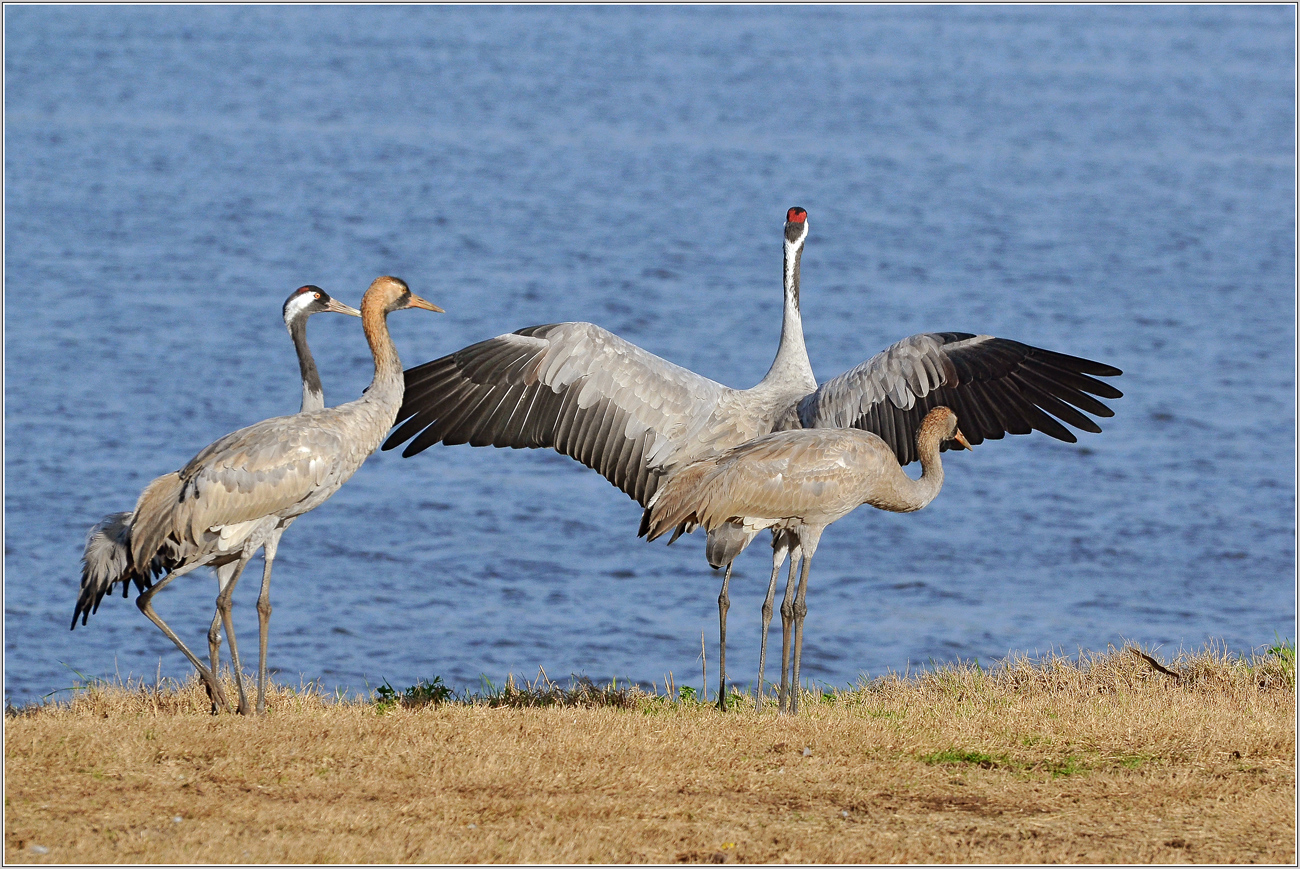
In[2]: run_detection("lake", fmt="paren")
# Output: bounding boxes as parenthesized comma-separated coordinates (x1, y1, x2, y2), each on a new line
(5, 5, 1294, 706)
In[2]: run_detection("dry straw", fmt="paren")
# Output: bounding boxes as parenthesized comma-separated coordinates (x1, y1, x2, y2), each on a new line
(6, 642, 1294, 863)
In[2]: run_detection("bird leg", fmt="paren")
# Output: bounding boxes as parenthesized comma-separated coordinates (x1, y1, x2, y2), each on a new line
(778, 549, 801, 715)
(717, 563, 732, 712)
(787, 528, 822, 717)
(214, 551, 256, 716)
(255, 532, 282, 716)
(788, 554, 813, 716)
(206, 610, 222, 685)
(207, 561, 240, 713)
(136, 569, 228, 713)
(757, 538, 789, 707)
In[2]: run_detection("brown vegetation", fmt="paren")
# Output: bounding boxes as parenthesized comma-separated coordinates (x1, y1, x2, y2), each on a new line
(5, 645, 1294, 863)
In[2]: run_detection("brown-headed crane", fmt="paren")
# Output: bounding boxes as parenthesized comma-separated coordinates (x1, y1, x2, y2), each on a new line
(73, 277, 442, 715)
(645, 406, 971, 714)
(75, 285, 361, 708)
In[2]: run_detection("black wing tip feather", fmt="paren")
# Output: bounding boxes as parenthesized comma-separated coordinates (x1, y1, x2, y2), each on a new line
(71, 562, 156, 630)
(949, 336, 1124, 440)
(402, 425, 443, 457)
(940, 332, 1124, 382)
(383, 417, 423, 452)
(1029, 346, 1123, 380)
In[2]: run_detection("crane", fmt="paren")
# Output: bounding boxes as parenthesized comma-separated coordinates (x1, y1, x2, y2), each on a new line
(645, 406, 970, 714)
(76, 285, 360, 711)
(73, 277, 441, 715)
(204, 286, 360, 693)
(286, 285, 361, 414)
(383, 209, 1121, 708)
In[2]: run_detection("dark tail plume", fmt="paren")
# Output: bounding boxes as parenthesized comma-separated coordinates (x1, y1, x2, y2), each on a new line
(72, 511, 167, 629)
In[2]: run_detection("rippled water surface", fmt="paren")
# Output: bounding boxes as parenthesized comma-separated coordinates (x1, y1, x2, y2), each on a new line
(5, 6, 1294, 706)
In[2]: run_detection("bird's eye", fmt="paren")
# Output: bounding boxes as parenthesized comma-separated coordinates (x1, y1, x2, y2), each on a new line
(313, 293, 322, 300)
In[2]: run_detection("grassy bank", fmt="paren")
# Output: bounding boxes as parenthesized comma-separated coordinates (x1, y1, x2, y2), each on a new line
(5, 645, 1294, 863)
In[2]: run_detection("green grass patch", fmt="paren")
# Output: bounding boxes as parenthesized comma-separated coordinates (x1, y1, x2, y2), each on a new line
(1040, 755, 1086, 777)
(920, 747, 1140, 778)
(375, 673, 642, 712)
(374, 676, 453, 713)
(920, 748, 1002, 769)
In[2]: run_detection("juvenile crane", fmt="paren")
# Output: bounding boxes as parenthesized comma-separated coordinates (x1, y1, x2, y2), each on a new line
(384, 208, 1121, 707)
(73, 277, 442, 715)
(645, 406, 971, 715)
(76, 285, 360, 710)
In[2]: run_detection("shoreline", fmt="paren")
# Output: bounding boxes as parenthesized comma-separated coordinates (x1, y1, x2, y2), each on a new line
(6, 645, 1294, 863)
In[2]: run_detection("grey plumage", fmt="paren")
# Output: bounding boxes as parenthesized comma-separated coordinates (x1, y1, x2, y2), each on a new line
(202, 286, 360, 683)
(705, 522, 751, 572)
(78, 512, 143, 609)
(72, 277, 440, 715)
(73, 287, 359, 632)
(646, 407, 971, 714)
(386, 210, 820, 507)
(384, 207, 1122, 708)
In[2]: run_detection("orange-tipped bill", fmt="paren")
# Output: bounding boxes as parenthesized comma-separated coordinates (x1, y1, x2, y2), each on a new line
(407, 294, 444, 313)
(327, 298, 362, 317)
(954, 429, 973, 451)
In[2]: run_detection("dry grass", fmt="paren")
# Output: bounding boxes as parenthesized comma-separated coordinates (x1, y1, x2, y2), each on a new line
(5, 644, 1294, 863)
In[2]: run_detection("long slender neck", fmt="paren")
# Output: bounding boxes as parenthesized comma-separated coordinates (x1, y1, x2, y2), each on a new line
(288, 317, 325, 413)
(361, 299, 404, 405)
(904, 424, 948, 511)
(758, 230, 816, 391)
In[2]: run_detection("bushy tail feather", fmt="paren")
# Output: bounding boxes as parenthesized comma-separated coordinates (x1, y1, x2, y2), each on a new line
(643, 462, 715, 542)
(637, 505, 654, 538)
(643, 498, 698, 543)
(73, 512, 142, 628)
(72, 504, 184, 629)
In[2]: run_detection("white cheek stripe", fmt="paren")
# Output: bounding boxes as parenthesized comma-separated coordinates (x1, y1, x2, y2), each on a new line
(284, 292, 316, 322)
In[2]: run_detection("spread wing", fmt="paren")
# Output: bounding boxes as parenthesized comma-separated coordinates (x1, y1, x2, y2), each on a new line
(383, 322, 732, 506)
(795, 332, 1123, 465)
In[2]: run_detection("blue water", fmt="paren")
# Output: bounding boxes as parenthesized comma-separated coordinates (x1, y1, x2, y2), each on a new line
(5, 6, 1294, 707)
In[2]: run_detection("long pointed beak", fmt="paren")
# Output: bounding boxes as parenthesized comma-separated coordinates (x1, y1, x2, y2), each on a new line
(326, 298, 362, 317)
(407, 293, 444, 313)
(954, 430, 973, 451)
